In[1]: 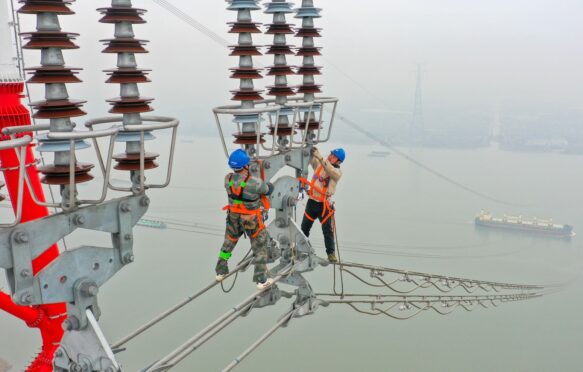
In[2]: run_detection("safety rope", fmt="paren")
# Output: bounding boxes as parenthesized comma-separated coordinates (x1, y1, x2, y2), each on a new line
(220, 247, 252, 293)
(331, 214, 344, 298)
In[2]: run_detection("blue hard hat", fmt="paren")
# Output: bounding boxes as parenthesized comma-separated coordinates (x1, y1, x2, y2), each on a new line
(228, 149, 250, 170)
(331, 148, 346, 163)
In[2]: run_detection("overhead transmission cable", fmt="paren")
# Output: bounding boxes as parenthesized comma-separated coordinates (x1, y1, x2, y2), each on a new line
(144, 263, 299, 372)
(152, 0, 526, 208)
(110, 256, 254, 351)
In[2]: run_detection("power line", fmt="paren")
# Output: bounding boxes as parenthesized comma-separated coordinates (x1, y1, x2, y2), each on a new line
(152, 0, 526, 208)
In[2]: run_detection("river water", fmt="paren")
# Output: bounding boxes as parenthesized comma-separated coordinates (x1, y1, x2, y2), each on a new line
(1, 136, 582, 371)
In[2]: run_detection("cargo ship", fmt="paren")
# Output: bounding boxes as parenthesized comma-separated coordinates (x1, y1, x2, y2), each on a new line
(475, 211, 575, 238)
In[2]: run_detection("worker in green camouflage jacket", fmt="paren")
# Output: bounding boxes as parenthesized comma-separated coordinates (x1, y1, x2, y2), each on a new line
(216, 149, 274, 289)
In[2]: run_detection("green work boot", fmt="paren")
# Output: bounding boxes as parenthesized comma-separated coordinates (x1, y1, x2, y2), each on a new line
(327, 253, 338, 263)
(215, 259, 229, 282)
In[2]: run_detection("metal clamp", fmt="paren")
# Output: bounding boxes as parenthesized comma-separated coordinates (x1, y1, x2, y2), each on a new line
(86, 116, 179, 194)
(213, 103, 282, 159)
(0, 135, 32, 227)
(3, 124, 119, 211)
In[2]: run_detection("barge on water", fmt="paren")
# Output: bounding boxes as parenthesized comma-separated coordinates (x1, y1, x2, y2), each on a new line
(475, 211, 575, 238)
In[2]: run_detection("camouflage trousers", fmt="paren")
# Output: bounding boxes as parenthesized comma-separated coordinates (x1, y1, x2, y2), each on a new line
(219, 211, 268, 282)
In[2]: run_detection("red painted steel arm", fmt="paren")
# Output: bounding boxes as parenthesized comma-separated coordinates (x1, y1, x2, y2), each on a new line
(0, 77, 66, 372)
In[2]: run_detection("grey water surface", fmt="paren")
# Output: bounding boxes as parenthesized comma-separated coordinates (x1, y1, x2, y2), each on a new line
(1, 137, 582, 372)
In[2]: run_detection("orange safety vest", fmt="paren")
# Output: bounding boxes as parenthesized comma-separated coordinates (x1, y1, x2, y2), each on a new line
(298, 165, 335, 224)
(222, 171, 271, 238)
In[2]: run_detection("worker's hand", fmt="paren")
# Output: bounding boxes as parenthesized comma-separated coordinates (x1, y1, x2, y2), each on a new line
(312, 148, 323, 161)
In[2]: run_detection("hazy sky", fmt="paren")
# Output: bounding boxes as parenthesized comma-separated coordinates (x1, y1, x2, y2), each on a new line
(9, 0, 583, 135)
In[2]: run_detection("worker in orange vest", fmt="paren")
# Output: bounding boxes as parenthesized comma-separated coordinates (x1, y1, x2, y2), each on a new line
(301, 147, 345, 263)
(216, 149, 274, 289)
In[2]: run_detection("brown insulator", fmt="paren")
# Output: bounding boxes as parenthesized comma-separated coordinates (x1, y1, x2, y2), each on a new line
(229, 67, 263, 79)
(106, 97, 154, 114)
(265, 45, 295, 55)
(97, 7, 147, 24)
(296, 66, 322, 76)
(266, 66, 295, 76)
(266, 86, 295, 97)
(30, 99, 86, 119)
(230, 89, 264, 102)
(296, 84, 322, 94)
(228, 22, 263, 34)
(229, 45, 262, 56)
(38, 163, 95, 185)
(104, 68, 151, 84)
(100, 38, 149, 54)
(17, 0, 75, 15)
(265, 23, 295, 35)
(233, 132, 266, 145)
(113, 152, 159, 171)
(25, 66, 82, 84)
(268, 125, 296, 136)
(296, 120, 321, 131)
(296, 46, 322, 56)
(20, 31, 79, 49)
(295, 27, 322, 38)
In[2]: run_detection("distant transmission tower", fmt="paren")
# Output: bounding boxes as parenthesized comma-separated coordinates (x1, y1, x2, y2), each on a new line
(409, 64, 424, 145)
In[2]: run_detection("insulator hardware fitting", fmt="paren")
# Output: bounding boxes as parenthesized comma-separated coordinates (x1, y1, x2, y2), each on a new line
(62, 315, 80, 331)
(14, 231, 29, 244)
(73, 214, 86, 226)
(20, 269, 31, 278)
(20, 293, 33, 304)
(80, 282, 99, 297)
(140, 196, 150, 206)
(123, 253, 135, 264)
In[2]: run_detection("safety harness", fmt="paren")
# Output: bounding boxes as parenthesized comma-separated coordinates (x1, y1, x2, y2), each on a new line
(299, 164, 335, 225)
(222, 171, 270, 240)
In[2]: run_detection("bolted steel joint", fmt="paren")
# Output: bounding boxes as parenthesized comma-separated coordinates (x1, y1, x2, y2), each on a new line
(140, 196, 151, 207)
(263, 161, 271, 169)
(14, 231, 29, 244)
(73, 214, 86, 226)
(19, 292, 33, 304)
(124, 233, 132, 241)
(285, 154, 292, 162)
(62, 315, 80, 331)
(20, 269, 31, 278)
(286, 196, 297, 207)
(80, 282, 99, 297)
(275, 218, 288, 228)
(123, 253, 135, 264)
(120, 203, 131, 213)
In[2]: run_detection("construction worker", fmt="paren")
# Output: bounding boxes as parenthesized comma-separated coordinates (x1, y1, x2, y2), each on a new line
(216, 149, 275, 289)
(301, 147, 345, 263)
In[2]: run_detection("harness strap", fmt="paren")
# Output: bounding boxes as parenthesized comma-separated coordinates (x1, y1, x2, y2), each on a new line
(226, 235, 239, 243)
(304, 211, 316, 222)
